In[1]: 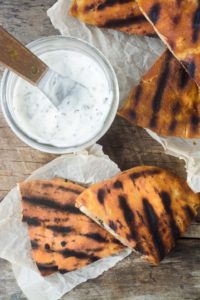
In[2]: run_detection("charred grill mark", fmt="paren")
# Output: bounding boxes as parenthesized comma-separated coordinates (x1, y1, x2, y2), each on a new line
(118, 195, 138, 241)
(173, 15, 180, 25)
(46, 225, 73, 234)
(129, 168, 161, 181)
(191, 114, 199, 132)
(83, 233, 108, 243)
(135, 241, 146, 255)
(169, 120, 177, 132)
(176, 0, 182, 7)
(97, 189, 106, 205)
(31, 240, 39, 249)
(22, 196, 82, 214)
(143, 198, 165, 261)
(90, 256, 100, 262)
(54, 217, 68, 224)
(61, 249, 99, 262)
(134, 84, 142, 106)
(192, 5, 200, 43)
(183, 205, 195, 220)
(147, 33, 158, 38)
(181, 60, 196, 79)
(56, 185, 81, 195)
(61, 241, 67, 247)
(36, 263, 58, 272)
(109, 220, 118, 231)
(160, 191, 180, 240)
(148, 3, 161, 24)
(150, 52, 172, 128)
(129, 110, 136, 120)
(45, 243, 51, 251)
(179, 67, 190, 89)
(22, 216, 41, 226)
(168, 101, 181, 132)
(84, 0, 131, 11)
(41, 183, 81, 195)
(104, 14, 147, 28)
(172, 102, 181, 114)
(59, 269, 69, 274)
(98, 0, 131, 10)
(61, 249, 89, 259)
(113, 238, 123, 245)
(113, 180, 123, 189)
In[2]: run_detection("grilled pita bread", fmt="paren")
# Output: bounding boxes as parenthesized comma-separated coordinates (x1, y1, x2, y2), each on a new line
(19, 178, 124, 276)
(137, 0, 200, 86)
(76, 166, 200, 265)
(118, 50, 200, 138)
(69, 0, 155, 36)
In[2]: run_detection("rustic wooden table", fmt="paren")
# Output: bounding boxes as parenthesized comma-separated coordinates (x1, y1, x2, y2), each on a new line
(0, 1, 200, 299)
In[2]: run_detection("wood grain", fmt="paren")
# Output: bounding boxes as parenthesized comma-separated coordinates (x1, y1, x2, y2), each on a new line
(0, 240, 200, 300)
(0, 1, 200, 300)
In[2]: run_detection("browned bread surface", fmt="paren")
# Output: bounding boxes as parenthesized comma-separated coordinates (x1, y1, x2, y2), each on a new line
(69, 0, 156, 36)
(118, 50, 200, 138)
(19, 178, 124, 276)
(137, 0, 200, 86)
(76, 166, 200, 265)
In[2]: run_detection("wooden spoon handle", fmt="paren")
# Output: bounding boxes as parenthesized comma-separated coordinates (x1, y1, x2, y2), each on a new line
(0, 25, 48, 85)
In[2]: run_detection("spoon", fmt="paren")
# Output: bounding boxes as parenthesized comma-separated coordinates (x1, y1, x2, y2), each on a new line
(0, 26, 90, 107)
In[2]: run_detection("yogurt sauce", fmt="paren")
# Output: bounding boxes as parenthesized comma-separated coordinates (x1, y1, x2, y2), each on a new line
(13, 50, 113, 148)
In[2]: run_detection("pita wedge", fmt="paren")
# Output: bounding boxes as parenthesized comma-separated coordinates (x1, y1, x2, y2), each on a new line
(19, 178, 124, 276)
(76, 166, 200, 265)
(69, 0, 155, 36)
(137, 0, 200, 86)
(118, 50, 200, 138)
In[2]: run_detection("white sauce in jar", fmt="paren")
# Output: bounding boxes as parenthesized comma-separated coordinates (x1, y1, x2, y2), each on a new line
(13, 50, 113, 147)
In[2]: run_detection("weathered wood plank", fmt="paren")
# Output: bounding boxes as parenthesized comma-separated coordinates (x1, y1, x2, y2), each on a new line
(0, 239, 200, 300)
(63, 239, 200, 300)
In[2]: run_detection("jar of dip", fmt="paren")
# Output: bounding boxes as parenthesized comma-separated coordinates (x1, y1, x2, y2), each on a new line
(1, 36, 119, 154)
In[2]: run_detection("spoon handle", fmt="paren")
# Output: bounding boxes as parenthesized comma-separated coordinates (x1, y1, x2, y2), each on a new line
(0, 25, 48, 85)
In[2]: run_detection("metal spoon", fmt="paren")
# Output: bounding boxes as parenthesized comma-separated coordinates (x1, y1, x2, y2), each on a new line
(0, 26, 90, 107)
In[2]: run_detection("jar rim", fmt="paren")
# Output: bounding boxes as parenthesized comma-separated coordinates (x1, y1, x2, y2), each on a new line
(1, 35, 119, 154)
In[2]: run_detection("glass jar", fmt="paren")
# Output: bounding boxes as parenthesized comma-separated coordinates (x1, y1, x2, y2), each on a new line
(1, 36, 119, 154)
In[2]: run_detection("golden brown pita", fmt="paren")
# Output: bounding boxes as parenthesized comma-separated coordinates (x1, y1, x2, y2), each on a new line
(137, 0, 200, 86)
(69, 0, 156, 36)
(76, 166, 200, 265)
(118, 50, 200, 138)
(19, 179, 124, 276)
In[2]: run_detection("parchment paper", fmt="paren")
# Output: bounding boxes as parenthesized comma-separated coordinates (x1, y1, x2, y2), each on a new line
(47, 0, 200, 193)
(0, 144, 131, 300)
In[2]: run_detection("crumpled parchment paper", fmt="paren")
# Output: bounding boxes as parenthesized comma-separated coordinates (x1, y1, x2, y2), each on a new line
(0, 144, 131, 300)
(47, 0, 200, 193)
(47, 0, 165, 103)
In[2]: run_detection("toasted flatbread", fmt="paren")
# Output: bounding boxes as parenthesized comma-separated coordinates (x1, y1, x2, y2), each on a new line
(118, 50, 200, 138)
(76, 166, 200, 265)
(19, 179, 124, 276)
(137, 0, 200, 86)
(69, 0, 156, 36)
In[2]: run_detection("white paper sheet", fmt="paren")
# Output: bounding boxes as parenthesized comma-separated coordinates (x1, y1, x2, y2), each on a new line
(47, 0, 165, 103)
(47, 0, 200, 193)
(0, 144, 131, 300)
(146, 130, 200, 193)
